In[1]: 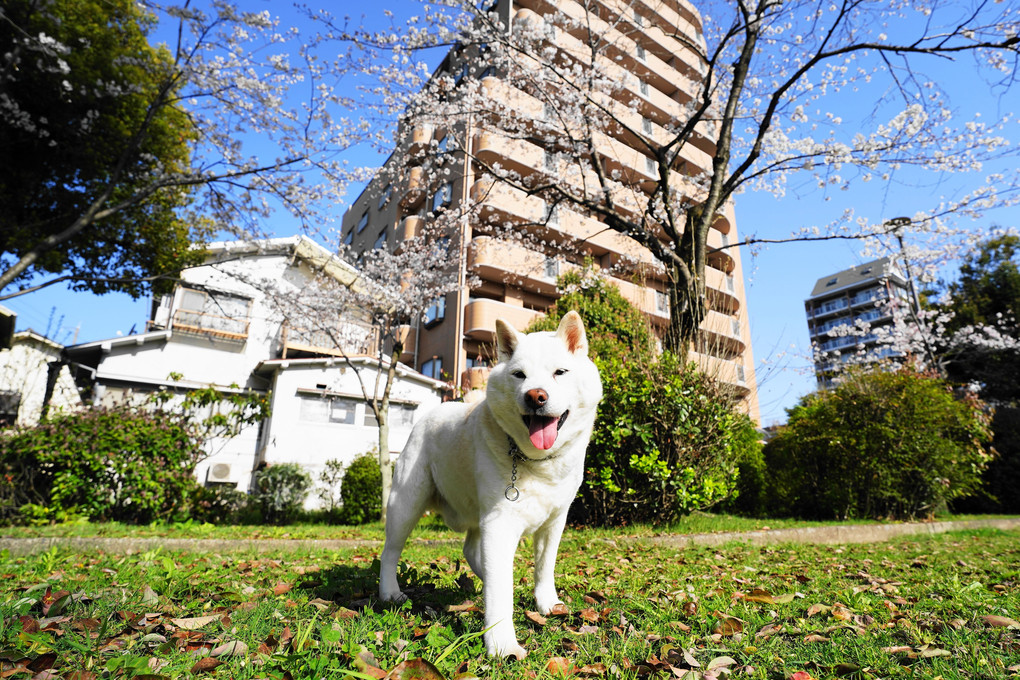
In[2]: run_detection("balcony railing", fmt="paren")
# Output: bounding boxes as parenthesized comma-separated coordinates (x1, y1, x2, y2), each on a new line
(172, 309, 249, 340)
(281, 319, 378, 358)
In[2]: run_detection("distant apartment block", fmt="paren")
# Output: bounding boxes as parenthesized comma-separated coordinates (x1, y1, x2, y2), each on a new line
(340, 0, 759, 419)
(805, 257, 911, 383)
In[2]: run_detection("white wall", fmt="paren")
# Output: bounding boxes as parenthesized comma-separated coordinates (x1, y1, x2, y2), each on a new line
(0, 335, 81, 426)
(260, 360, 444, 509)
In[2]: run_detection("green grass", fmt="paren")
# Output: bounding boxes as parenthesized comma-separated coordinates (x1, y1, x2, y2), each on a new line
(1, 528, 1017, 679)
(2, 511, 1009, 542)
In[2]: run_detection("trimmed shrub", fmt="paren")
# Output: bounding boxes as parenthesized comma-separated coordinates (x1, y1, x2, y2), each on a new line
(186, 484, 252, 524)
(528, 269, 753, 526)
(718, 414, 766, 517)
(580, 352, 746, 525)
(954, 405, 1020, 513)
(251, 462, 312, 524)
(0, 405, 203, 524)
(763, 368, 992, 520)
(339, 453, 382, 525)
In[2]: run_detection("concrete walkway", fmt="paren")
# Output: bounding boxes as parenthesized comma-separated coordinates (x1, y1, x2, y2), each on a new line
(2, 517, 1017, 556)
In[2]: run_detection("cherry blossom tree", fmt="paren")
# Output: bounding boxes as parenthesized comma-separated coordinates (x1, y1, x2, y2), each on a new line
(329, 0, 1019, 357)
(0, 0, 379, 299)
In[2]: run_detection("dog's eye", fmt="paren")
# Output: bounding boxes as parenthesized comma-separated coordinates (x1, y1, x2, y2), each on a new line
(512, 370, 526, 379)
(554, 369, 569, 376)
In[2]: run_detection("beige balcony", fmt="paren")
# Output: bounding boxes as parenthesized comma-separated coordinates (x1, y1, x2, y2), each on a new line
(689, 350, 751, 396)
(400, 215, 423, 241)
(400, 166, 426, 208)
(463, 298, 544, 342)
(468, 236, 566, 297)
(394, 324, 417, 364)
(408, 124, 433, 155)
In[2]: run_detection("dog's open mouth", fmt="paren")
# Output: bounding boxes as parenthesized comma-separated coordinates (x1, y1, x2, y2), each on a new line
(523, 411, 569, 451)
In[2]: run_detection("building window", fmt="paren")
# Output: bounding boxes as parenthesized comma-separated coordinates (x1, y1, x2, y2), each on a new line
(737, 365, 746, 384)
(543, 102, 556, 121)
(544, 257, 559, 279)
(422, 357, 443, 380)
(432, 182, 453, 211)
(342, 229, 354, 246)
(642, 116, 653, 135)
(645, 156, 657, 176)
(436, 134, 449, 154)
(825, 277, 838, 286)
(544, 201, 560, 227)
(638, 79, 650, 97)
(656, 290, 669, 314)
(378, 184, 392, 210)
(731, 318, 741, 336)
(544, 149, 557, 172)
(726, 274, 735, 292)
(424, 296, 446, 327)
(356, 212, 369, 233)
(635, 44, 646, 62)
(720, 231, 730, 246)
(374, 228, 388, 250)
(633, 9, 644, 26)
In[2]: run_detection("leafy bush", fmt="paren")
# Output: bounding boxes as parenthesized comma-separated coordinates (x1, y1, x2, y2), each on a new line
(580, 352, 747, 525)
(251, 463, 312, 524)
(0, 405, 203, 524)
(529, 270, 752, 526)
(316, 457, 347, 517)
(339, 453, 382, 525)
(763, 368, 992, 520)
(717, 414, 766, 517)
(186, 484, 252, 525)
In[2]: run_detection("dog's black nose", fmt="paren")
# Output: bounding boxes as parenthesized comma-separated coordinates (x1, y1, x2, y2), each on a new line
(525, 388, 548, 409)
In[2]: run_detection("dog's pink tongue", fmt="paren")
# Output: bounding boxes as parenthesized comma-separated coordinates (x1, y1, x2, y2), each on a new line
(529, 416, 559, 450)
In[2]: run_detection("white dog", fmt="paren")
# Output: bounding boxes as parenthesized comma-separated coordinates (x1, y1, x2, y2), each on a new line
(379, 311, 603, 658)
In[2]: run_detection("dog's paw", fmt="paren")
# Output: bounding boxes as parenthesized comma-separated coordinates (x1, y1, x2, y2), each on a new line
(378, 589, 408, 604)
(486, 639, 527, 660)
(535, 595, 564, 617)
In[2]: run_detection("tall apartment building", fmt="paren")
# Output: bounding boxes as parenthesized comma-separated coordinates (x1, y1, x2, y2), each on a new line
(805, 257, 912, 384)
(341, 0, 759, 419)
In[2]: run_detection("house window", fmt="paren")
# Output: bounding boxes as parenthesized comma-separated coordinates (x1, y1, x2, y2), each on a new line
(424, 296, 446, 327)
(0, 390, 21, 426)
(635, 44, 646, 62)
(642, 116, 653, 135)
(374, 228, 388, 250)
(299, 395, 358, 425)
(175, 288, 250, 338)
(638, 80, 650, 97)
(645, 156, 657, 176)
(421, 357, 443, 380)
(356, 212, 369, 233)
(825, 277, 838, 286)
(432, 182, 453, 211)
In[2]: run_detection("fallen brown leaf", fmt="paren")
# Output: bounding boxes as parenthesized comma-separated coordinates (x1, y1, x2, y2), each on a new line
(981, 614, 1020, 629)
(190, 657, 224, 674)
(526, 611, 548, 626)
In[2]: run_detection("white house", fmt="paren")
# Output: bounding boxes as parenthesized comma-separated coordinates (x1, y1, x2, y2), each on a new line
(63, 237, 446, 505)
(0, 329, 82, 426)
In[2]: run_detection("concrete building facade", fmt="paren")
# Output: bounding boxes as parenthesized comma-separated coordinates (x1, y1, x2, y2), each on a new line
(804, 256, 911, 383)
(341, 0, 759, 419)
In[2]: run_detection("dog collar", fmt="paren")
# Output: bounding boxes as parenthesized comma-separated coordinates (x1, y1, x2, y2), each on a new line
(504, 435, 557, 502)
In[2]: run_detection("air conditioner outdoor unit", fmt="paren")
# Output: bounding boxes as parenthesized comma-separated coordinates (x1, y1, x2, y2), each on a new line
(207, 463, 233, 484)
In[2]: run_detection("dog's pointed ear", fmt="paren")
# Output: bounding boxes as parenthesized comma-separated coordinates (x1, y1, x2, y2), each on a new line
(556, 310, 589, 356)
(495, 319, 520, 361)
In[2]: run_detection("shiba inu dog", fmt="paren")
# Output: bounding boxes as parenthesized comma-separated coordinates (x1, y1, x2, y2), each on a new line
(379, 311, 603, 658)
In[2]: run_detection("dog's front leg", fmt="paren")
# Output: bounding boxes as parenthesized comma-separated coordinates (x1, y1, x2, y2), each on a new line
(533, 510, 568, 614)
(480, 516, 527, 659)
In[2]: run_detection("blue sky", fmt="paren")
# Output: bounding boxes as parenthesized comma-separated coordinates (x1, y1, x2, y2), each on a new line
(4, 1, 1018, 426)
